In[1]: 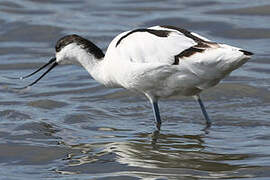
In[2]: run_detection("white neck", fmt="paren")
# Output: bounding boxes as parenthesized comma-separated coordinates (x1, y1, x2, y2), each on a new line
(56, 43, 118, 87)
(80, 53, 107, 85)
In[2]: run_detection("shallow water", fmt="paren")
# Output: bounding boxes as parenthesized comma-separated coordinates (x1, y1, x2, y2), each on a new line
(0, 0, 270, 179)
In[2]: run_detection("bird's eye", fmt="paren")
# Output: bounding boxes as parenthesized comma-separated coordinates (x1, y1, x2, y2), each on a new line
(55, 44, 61, 52)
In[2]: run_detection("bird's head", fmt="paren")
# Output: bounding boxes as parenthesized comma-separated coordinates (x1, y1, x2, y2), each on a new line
(55, 34, 104, 65)
(18, 34, 104, 88)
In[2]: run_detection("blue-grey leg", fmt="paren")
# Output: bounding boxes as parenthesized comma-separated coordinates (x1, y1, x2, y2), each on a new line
(151, 101, 162, 131)
(195, 95, 212, 126)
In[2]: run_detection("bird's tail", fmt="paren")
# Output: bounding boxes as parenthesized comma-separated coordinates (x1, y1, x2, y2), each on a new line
(185, 44, 253, 90)
(216, 44, 253, 74)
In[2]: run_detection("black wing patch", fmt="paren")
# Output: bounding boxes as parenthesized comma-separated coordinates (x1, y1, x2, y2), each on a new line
(161, 25, 207, 43)
(239, 50, 253, 56)
(161, 25, 218, 65)
(116, 29, 170, 47)
(173, 47, 205, 65)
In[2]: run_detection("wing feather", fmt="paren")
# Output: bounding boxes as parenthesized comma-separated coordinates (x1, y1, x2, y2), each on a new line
(107, 26, 214, 65)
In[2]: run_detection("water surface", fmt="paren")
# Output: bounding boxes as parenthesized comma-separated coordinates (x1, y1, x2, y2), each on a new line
(0, 0, 270, 179)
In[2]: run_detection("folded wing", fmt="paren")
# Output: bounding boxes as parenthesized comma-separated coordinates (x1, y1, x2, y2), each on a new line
(108, 25, 216, 65)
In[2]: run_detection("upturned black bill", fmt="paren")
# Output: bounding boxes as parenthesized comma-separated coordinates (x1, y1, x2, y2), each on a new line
(21, 57, 57, 80)
(18, 57, 58, 89)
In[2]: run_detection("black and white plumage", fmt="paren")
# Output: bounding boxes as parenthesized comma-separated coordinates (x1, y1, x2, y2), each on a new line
(20, 25, 253, 131)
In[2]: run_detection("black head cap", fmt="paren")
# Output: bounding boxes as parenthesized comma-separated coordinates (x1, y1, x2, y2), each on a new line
(55, 34, 105, 59)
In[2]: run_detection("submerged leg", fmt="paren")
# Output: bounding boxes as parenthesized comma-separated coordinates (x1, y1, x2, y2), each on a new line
(194, 95, 212, 126)
(151, 101, 162, 131)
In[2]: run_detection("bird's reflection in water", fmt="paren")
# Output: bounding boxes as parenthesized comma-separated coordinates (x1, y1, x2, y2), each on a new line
(65, 133, 205, 168)
(150, 130, 160, 147)
(55, 124, 253, 179)
(151, 121, 211, 146)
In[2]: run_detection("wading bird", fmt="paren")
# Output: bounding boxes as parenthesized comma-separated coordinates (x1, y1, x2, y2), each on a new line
(18, 25, 253, 130)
